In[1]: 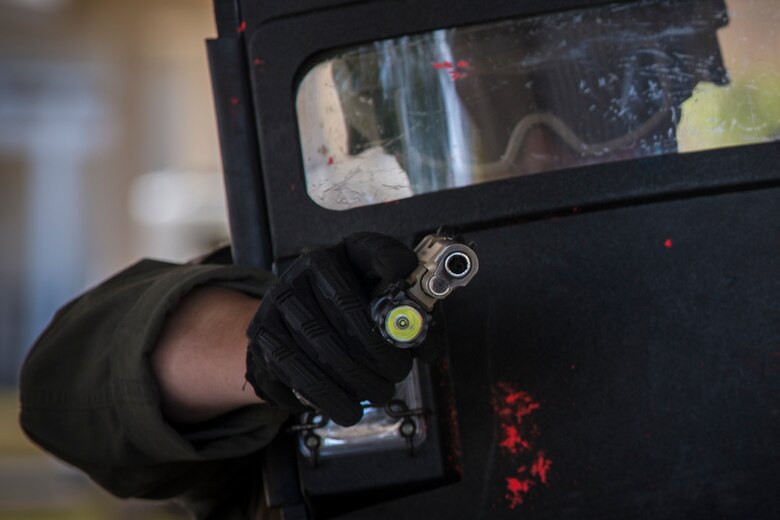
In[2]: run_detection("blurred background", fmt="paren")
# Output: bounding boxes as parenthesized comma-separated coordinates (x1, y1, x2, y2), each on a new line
(0, 0, 777, 518)
(1, 0, 224, 517)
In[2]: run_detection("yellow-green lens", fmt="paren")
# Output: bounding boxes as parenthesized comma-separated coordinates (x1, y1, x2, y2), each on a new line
(384, 305, 424, 343)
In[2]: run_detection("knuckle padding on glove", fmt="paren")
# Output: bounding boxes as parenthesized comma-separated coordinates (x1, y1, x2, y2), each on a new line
(246, 352, 306, 412)
(273, 281, 395, 404)
(247, 284, 362, 425)
(305, 250, 412, 383)
(253, 320, 362, 426)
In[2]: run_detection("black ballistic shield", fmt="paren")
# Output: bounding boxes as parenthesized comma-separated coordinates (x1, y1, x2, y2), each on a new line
(209, 0, 780, 518)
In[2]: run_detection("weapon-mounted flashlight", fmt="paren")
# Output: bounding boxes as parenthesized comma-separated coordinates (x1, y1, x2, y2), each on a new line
(371, 234, 479, 348)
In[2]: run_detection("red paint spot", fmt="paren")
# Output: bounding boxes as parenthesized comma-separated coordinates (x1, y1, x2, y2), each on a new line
(237, 20, 247, 33)
(530, 451, 552, 484)
(664, 239, 673, 248)
(229, 96, 240, 106)
(449, 70, 468, 80)
(457, 59, 470, 69)
(327, 156, 334, 166)
(505, 477, 534, 509)
(290, 182, 296, 192)
(253, 58, 265, 66)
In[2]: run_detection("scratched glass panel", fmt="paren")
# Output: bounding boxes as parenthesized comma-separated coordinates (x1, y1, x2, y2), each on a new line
(296, 0, 780, 210)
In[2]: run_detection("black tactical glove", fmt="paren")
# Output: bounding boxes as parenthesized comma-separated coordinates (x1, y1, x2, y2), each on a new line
(245, 232, 418, 426)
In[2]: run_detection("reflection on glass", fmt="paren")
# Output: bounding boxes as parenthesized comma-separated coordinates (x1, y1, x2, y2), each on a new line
(296, 0, 780, 210)
(298, 363, 426, 460)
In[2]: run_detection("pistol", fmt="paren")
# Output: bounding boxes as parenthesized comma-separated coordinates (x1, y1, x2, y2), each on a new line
(370, 233, 479, 348)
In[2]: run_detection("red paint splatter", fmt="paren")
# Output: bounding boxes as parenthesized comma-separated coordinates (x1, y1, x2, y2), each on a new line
(237, 20, 247, 33)
(664, 239, 673, 248)
(500, 385, 541, 424)
(327, 156, 334, 166)
(530, 451, 552, 484)
(229, 96, 240, 106)
(499, 425, 529, 454)
(433, 60, 453, 69)
(433, 59, 470, 80)
(492, 383, 551, 509)
(505, 477, 534, 509)
(253, 58, 265, 66)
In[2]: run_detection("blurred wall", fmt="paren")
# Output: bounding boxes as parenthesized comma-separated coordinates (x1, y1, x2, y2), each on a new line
(0, 0, 227, 385)
(1, 2, 227, 517)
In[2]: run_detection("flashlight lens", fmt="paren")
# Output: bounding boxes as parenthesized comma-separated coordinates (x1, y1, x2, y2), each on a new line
(384, 305, 424, 343)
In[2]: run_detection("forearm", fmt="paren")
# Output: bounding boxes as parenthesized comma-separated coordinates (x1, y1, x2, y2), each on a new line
(151, 286, 265, 424)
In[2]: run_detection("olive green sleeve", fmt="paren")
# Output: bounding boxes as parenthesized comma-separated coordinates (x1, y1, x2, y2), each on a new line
(18, 259, 289, 503)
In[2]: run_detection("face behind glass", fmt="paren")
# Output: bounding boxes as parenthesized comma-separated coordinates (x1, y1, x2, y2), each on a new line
(297, 0, 738, 209)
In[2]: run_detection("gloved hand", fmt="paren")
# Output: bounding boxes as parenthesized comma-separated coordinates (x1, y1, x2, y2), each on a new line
(245, 232, 419, 426)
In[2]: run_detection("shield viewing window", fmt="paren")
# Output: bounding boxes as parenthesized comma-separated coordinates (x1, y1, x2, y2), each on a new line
(295, 0, 780, 210)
